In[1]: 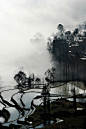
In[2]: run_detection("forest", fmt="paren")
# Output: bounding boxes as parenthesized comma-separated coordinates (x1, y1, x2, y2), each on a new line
(47, 22, 86, 81)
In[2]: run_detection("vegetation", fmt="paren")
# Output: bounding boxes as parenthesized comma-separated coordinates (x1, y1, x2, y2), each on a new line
(47, 22, 86, 81)
(45, 67, 56, 82)
(30, 98, 86, 128)
(47, 22, 86, 60)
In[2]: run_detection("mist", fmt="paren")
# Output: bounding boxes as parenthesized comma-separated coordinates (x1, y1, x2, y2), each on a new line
(0, 33, 52, 86)
(0, 0, 86, 85)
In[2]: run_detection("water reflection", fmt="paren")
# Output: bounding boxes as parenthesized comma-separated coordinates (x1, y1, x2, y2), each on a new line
(5, 107, 19, 122)
(0, 82, 86, 128)
(56, 118, 63, 123)
(22, 92, 41, 108)
(50, 82, 86, 96)
(35, 120, 54, 128)
(1, 89, 19, 105)
(13, 93, 24, 108)
(0, 117, 5, 123)
(67, 98, 86, 103)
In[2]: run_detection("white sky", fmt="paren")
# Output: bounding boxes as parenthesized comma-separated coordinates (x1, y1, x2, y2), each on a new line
(0, 0, 86, 85)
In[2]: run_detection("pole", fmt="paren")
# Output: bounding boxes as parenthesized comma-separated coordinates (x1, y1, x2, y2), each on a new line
(73, 87, 76, 110)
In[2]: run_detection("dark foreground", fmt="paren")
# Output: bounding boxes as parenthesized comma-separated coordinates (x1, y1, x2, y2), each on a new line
(30, 96, 86, 129)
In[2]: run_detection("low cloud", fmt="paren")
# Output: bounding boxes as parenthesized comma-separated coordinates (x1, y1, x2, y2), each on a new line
(0, 0, 86, 85)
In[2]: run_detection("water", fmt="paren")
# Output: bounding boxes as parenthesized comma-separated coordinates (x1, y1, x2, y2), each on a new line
(5, 107, 19, 122)
(50, 82, 86, 96)
(1, 89, 19, 105)
(67, 98, 86, 103)
(35, 120, 54, 128)
(0, 82, 86, 128)
(56, 118, 63, 123)
(0, 117, 5, 123)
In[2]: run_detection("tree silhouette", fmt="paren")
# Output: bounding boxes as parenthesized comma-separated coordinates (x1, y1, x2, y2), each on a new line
(57, 24, 64, 39)
(14, 71, 26, 86)
(65, 31, 71, 41)
(35, 78, 41, 84)
(45, 67, 56, 82)
(73, 28, 79, 41)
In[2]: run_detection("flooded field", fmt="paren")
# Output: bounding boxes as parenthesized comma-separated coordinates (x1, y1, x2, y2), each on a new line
(0, 82, 86, 128)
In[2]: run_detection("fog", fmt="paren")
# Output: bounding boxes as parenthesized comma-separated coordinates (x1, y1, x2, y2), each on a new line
(0, 0, 86, 85)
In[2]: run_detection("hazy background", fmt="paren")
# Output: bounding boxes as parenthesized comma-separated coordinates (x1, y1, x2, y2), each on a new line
(0, 0, 86, 86)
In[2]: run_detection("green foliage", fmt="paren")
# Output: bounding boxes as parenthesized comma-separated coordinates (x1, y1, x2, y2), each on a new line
(50, 103, 53, 109)
(50, 103, 57, 109)
(36, 105, 40, 111)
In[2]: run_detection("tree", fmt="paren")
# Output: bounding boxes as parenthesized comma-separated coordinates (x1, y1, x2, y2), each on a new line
(47, 37, 53, 52)
(57, 24, 64, 39)
(45, 67, 56, 82)
(57, 24, 64, 32)
(65, 31, 71, 41)
(83, 21, 86, 29)
(35, 78, 41, 84)
(14, 71, 26, 86)
(73, 28, 79, 41)
(83, 31, 86, 37)
(78, 34, 82, 40)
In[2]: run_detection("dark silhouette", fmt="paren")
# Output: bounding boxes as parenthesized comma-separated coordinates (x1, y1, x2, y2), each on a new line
(47, 23, 86, 81)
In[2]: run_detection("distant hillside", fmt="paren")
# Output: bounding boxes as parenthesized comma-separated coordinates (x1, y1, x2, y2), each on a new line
(47, 24, 86, 81)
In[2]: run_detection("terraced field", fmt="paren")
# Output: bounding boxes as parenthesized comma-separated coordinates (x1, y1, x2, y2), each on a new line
(0, 82, 86, 129)
(0, 86, 43, 128)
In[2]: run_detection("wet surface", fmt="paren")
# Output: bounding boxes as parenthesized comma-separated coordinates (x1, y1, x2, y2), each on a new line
(35, 120, 54, 128)
(0, 82, 86, 128)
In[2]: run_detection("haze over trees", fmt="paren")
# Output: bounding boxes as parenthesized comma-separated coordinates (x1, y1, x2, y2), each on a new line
(47, 22, 86, 81)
